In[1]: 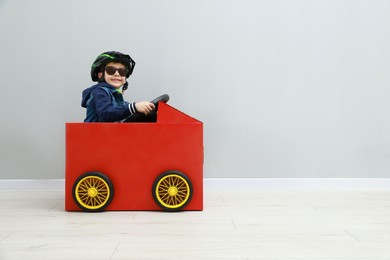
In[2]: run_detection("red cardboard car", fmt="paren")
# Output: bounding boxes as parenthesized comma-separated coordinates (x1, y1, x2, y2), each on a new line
(65, 99, 203, 212)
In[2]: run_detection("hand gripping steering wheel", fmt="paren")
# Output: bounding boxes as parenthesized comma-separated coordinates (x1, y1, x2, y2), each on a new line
(124, 94, 170, 122)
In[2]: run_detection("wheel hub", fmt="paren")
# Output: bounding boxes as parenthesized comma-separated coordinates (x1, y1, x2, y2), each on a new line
(168, 186, 178, 196)
(87, 187, 98, 198)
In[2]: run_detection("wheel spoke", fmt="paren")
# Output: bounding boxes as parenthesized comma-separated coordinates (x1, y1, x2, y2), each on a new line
(171, 177, 178, 186)
(178, 190, 188, 196)
(177, 182, 186, 189)
(94, 197, 101, 205)
(79, 183, 88, 191)
(168, 177, 174, 186)
(159, 183, 170, 189)
(96, 182, 105, 190)
(160, 192, 169, 201)
(79, 193, 88, 200)
(97, 193, 107, 201)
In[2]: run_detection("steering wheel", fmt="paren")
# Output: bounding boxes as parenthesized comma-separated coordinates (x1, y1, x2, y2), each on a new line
(151, 94, 170, 110)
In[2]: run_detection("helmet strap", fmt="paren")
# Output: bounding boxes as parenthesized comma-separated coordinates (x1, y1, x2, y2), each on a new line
(122, 81, 129, 92)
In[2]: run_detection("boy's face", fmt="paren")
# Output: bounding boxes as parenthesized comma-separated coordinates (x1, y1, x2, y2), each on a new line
(98, 62, 127, 89)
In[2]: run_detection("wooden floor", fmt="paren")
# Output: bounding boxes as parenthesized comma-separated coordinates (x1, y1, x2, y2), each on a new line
(1, 184, 390, 259)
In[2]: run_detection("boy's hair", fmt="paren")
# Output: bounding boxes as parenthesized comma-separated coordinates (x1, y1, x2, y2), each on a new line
(91, 51, 135, 82)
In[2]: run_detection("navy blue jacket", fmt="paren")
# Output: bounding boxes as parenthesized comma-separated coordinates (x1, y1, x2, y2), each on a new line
(81, 82, 137, 122)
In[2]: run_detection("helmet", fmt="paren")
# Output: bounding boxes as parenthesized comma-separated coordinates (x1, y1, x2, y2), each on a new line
(91, 51, 136, 82)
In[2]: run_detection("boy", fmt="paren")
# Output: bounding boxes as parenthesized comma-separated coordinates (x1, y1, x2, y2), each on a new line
(81, 51, 156, 122)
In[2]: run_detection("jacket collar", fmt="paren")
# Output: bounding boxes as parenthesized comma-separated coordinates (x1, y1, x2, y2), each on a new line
(98, 82, 117, 93)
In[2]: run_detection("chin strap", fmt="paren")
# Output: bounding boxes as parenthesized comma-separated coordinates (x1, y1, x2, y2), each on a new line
(122, 81, 129, 92)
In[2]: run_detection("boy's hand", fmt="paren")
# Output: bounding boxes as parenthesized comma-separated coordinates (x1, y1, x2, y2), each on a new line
(135, 102, 155, 115)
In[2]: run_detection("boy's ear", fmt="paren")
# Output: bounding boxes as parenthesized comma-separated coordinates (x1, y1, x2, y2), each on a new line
(98, 72, 103, 79)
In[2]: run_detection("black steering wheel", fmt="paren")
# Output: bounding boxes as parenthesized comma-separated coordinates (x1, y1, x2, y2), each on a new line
(151, 94, 170, 110)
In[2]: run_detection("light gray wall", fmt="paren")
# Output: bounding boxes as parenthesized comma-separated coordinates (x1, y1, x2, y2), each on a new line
(1, 0, 389, 179)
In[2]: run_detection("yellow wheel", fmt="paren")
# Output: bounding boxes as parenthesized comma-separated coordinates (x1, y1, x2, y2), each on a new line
(72, 172, 114, 212)
(152, 171, 193, 211)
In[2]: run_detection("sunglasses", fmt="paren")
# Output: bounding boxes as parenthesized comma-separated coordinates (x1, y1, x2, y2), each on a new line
(105, 66, 128, 77)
